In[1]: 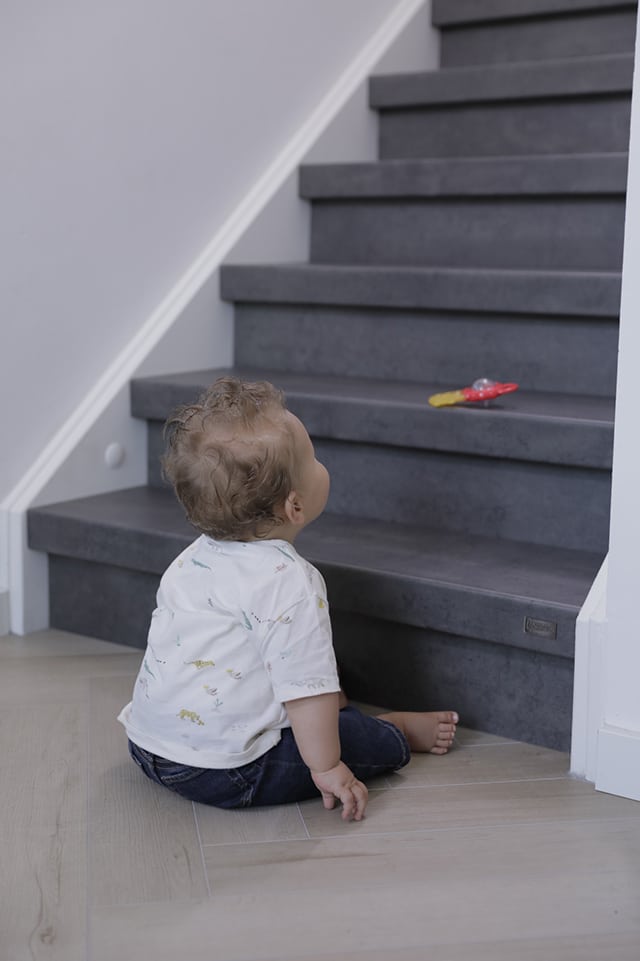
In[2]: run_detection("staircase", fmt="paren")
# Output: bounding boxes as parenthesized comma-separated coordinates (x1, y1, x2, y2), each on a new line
(28, 0, 637, 750)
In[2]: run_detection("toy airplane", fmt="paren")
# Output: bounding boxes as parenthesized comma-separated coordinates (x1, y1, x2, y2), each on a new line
(428, 379, 519, 408)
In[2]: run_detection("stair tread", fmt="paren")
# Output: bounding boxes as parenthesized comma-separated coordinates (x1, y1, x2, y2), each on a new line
(432, 0, 637, 28)
(220, 263, 621, 317)
(132, 367, 614, 469)
(300, 154, 628, 198)
(28, 485, 603, 636)
(370, 52, 634, 108)
(303, 512, 601, 615)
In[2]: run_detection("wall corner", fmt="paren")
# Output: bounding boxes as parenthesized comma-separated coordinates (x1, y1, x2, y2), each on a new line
(0, 589, 9, 637)
(570, 557, 607, 782)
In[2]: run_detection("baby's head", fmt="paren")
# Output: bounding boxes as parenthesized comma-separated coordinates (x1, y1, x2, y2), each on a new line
(163, 377, 329, 541)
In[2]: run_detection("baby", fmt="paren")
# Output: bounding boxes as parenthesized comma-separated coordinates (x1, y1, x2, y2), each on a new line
(119, 377, 458, 820)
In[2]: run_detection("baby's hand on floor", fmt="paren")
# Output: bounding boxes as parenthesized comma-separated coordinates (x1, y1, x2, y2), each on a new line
(311, 761, 368, 821)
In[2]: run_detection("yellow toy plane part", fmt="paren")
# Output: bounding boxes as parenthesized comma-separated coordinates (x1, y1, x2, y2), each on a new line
(428, 389, 468, 407)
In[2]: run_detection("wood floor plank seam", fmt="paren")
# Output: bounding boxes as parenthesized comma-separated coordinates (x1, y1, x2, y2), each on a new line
(296, 803, 312, 839)
(388, 775, 571, 788)
(191, 801, 213, 899)
(194, 789, 630, 849)
(291, 814, 640, 844)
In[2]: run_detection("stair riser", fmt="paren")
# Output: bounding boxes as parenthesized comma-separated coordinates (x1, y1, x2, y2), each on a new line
(440, 10, 637, 67)
(146, 425, 610, 552)
(49, 557, 159, 649)
(380, 97, 631, 159)
(299, 156, 629, 200)
(316, 440, 611, 552)
(234, 305, 619, 396)
(309, 198, 625, 271)
(331, 610, 573, 751)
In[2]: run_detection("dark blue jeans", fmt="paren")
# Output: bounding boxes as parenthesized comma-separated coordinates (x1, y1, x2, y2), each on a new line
(128, 706, 410, 808)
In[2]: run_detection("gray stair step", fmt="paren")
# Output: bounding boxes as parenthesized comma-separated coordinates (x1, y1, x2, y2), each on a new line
(301, 156, 627, 271)
(132, 367, 611, 554)
(371, 54, 633, 158)
(431, 0, 636, 27)
(299, 154, 628, 199)
(233, 302, 618, 397)
(434, 1, 637, 67)
(220, 263, 621, 318)
(27, 485, 603, 660)
(370, 53, 634, 108)
(132, 367, 614, 471)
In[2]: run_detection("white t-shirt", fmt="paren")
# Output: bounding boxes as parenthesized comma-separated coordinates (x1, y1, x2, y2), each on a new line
(118, 535, 340, 768)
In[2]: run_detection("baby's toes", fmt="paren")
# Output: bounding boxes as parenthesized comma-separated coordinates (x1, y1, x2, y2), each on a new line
(430, 716, 458, 754)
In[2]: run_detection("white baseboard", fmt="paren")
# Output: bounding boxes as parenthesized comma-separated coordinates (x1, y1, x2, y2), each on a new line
(570, 557, 607, 781)
(596, 725, 640, 801)
(571, 556, 640, 801)
(0, 589, 9, 636)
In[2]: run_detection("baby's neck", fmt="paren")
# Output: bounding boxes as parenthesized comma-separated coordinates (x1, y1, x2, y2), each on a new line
(260, 525, 298, 545)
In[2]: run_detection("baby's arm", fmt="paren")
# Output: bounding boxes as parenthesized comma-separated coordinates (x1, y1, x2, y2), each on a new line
(284, 692, 368, 821)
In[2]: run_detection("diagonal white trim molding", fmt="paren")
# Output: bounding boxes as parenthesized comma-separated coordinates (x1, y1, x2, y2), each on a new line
(0, 0, 428, 634)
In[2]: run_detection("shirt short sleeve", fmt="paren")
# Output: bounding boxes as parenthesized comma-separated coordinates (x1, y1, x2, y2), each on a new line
(259, 592, 340, 702)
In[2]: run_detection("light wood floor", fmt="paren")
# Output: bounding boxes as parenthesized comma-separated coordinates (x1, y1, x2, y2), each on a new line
(2, 629, 640, 961)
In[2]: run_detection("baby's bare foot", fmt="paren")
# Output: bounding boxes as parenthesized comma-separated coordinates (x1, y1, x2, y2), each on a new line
(379, 710, 459, 755)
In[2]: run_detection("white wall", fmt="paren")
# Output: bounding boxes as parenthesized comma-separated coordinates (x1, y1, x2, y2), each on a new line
(0, 0, 434, 632)
(572, 10, 640, 801)
(1, 0, 414, 500)
(594, 14, 640, 800)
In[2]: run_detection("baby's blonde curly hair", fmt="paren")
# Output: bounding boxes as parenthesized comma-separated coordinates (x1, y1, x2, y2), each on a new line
(162, 377, 296, 541)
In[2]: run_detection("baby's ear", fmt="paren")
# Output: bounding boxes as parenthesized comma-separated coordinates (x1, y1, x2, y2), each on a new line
(283, 490, 305, 527)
